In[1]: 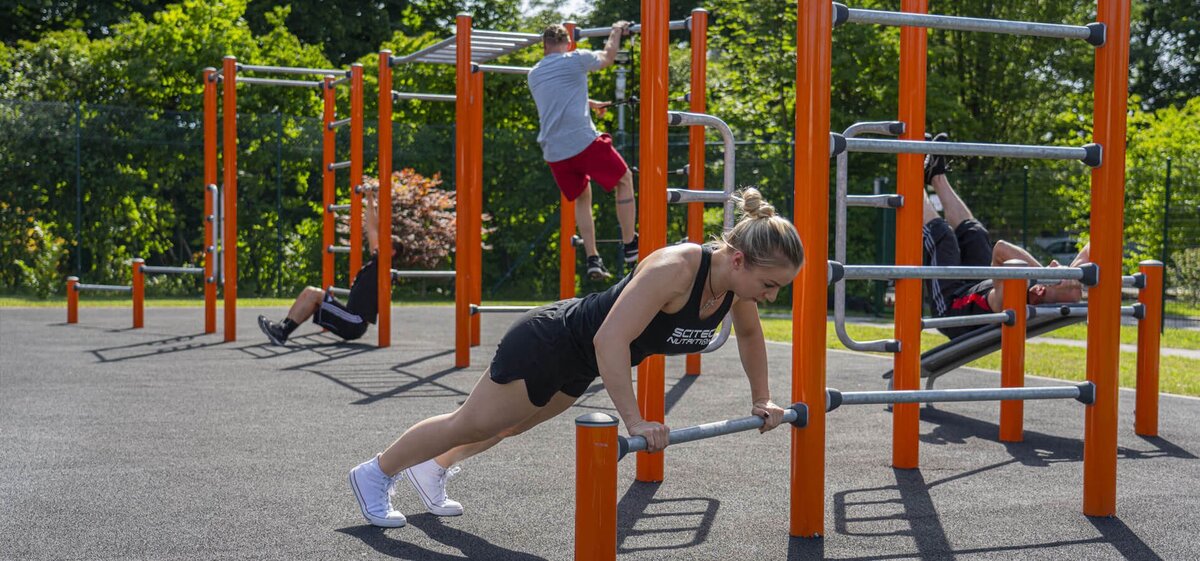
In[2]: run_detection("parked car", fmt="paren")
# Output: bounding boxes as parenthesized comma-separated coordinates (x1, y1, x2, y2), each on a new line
(1037, 237, 1081, 264)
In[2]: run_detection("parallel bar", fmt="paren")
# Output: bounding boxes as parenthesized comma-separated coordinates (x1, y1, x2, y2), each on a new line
(574, 19, 688, 39)
(921, 310, 1012, 330)
(329, 160, 352, 171)
(618, 404, 807, 459)
(391, 269, 457, 279)
(392, 91, 456, 102)
(238, 64, 345, 76)
(1122, 273, 1144, 288)
(826, 382, 1094, 411)
(842, 264, 1094, 282)
(327, 204, 351, 212)
(329, 118, 352, 129)
(847, 194, 903, 208)
(140, 265, 204, 275)
(236, 76, 323, 88)
(470, 305, 536, 315)
(326, 245, 352, 254)
(473, 64, 531, 75)
(667, 188, 728, 204)
(845, 137, 1100, 166)
(328, 286, 351, 297)
(75, 283, 132, 293)
(838, 5, 1102, 45)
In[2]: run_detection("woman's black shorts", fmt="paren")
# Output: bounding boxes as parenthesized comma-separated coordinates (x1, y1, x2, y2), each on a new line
(489, 301, 597, 407)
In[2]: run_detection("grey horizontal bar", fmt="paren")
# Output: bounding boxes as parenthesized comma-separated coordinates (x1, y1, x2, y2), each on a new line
(845, 137, 1099, 165)
(238, 64, 345, 76)
(1122, 274, 1145, 289)
(75, 283, 132, 293)
(237, 77, 324, 88)
(392, 91, 456, 102)
(575, 19, 688, 39)
(326, 204, 351, 212)
(841, 6, 1098, 44)
(842, 264, 1087, 282)
(827, 382, 1093, 411)
(328, 161, 352, 171)
(847, 194, 904, 208)
(140, 265, 204, 275)
(470, 305, 536, 315)
(474, 64, 531, 75)
(327, 286, 351, 297)
(330, 76, 349, 87)
(391, 270, 456, 279)
(1052, 304, 1139, 318)
(570, 236, 621, 247)
(667, 189, 729, 204)
(326, 245, 352, 254)
(922, 311, 1012, 330)
(329, 118, 352, 130)
(618, 404, 806, 459)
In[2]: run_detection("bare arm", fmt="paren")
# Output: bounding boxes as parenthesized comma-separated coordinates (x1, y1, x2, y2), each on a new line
(364, 187, 379, 254)
(1070, 242, 1091, 266)
(729, 298, 787, 433)
(991, 239, 1042, 267)
(592, 247, 691, 451)
(597, 21, 631, 69)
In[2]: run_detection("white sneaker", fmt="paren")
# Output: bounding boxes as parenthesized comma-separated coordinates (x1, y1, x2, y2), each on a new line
(349, 455, 407, 527)
(404, 459, 464, 516)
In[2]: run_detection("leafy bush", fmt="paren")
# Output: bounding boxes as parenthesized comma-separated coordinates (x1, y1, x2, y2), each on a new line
(13, 219, 68, 298)
(1170, 248, 1200, 307)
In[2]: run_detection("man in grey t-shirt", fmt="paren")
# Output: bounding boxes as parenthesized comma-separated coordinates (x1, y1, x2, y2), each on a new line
(528, 22, 637, 280)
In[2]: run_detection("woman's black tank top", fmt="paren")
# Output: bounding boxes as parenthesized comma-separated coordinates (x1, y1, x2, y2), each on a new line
(561, 243, 735, 372)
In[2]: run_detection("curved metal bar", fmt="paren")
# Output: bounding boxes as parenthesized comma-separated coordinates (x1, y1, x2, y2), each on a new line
(835, 122, 905, 353)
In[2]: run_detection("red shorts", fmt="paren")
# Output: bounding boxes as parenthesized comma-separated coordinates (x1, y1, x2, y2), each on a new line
(547, 134, 629, 201)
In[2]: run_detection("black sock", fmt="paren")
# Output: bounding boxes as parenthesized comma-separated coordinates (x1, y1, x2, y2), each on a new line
(280, 318, 299, 336)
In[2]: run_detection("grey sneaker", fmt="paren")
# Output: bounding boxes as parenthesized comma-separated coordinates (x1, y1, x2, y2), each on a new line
(257, 315, 287, 346)
(586, 255, 612, 280)
(349, 455, 407, 527)
(403, 459, 464, 516)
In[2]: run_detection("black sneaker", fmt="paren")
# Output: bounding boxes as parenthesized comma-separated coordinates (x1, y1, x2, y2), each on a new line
(923, 132, 950, 185)
(622, 234, 639, 264)
(586, 255, 612, 280)
(258, 315, 288, 346)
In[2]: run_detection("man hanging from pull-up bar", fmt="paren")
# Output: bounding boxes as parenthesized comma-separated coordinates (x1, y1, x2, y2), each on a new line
(922, 133, 1091, 339)
(528, 21, 638, 280)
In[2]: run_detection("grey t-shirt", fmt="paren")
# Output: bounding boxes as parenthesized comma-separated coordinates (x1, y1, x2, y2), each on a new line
(527, 50, 606, 162)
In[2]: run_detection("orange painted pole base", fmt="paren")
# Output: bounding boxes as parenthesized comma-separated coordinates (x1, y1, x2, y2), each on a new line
(575, 412, 618, 561)
(66, 277, 79, 323)
(1136, 260, 1163, 436)
(132, 258, 145, 329)
(999, 268, 1027, 442)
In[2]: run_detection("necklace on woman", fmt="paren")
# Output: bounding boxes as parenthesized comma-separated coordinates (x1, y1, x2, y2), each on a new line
(702, 270, 727, 312)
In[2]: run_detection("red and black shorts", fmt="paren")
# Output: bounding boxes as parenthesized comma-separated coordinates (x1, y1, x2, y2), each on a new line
(923, 218, 995, 339)
(547, 134, 630, 202)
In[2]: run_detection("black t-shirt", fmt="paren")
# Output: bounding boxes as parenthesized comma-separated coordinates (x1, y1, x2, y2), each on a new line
(345, 255, 380, 324)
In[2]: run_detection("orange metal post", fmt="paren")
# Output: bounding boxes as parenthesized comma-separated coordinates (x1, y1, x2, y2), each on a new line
(892, 0, 928, 470)
(470, 66, 484, 346)
(222, 56, 238, 342)
(635, 0, 669, 484)
(67, 277, 79, 323)
(573, 413, 618, 561)
(350, 64, 365, 281)
(1084, 0, 1130, 517)
(202, 68, 217, 334)
(378, 51, 394, 348)
(1136, 260, 1163, 436)
(791, 0, 833, 538)
(132, 259, 145, 328)
(559, 22, 578, 300)
(322, 76, 337, 293)
(454, 17, 472, 366)
(685, 8, 708, 377)
(999, 269, 1028, 442)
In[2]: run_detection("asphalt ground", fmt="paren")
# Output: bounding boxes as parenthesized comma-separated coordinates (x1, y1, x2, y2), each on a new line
(2, 306, 1197, 560)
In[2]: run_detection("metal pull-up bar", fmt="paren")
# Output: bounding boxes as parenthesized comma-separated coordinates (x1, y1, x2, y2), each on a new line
(616, 403, 809, 460)
(236, 76, 323, 88)
(841, 263, 1100, 285)
(472, 64, 531, 75)
(839, 136, 1103, 167)
(237, 63, 348, 77)
(574, 18, 689, 40)
(832, 3, 1106, 46)
(825, 381, 1096, 411)
(392, 91, 456, 102)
